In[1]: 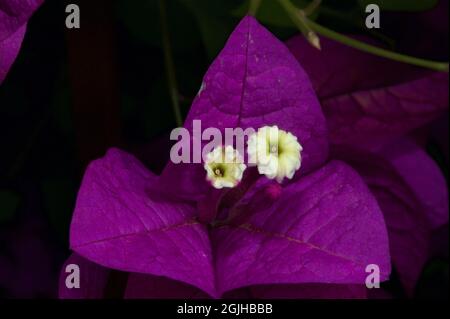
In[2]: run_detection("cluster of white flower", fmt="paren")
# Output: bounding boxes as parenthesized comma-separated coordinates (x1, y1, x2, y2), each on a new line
(204, 126, 303, 189)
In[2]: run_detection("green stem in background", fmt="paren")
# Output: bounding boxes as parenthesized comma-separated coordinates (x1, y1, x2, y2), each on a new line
(309, 20, 449, 72)
(303, 0, 321, 16)
(318, 5, 396, 48)
(277, 0, 449, 72)
(278, 0, 321, 50)
(158, 0, 183, 126)
(249, 0, 262, 16)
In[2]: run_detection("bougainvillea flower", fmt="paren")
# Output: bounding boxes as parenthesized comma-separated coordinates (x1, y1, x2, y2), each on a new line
(0, 0, 43, 83)
(247, 125, 303, 182)
(287, 36, 449, 296)
(204, 145, 247, 189)
(60, 16, 391, 299)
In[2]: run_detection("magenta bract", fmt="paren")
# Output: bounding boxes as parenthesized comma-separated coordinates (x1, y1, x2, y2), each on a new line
(64, 16, 391, 298)
(287, 35, 449, 296)
(0, 0, 43, 83)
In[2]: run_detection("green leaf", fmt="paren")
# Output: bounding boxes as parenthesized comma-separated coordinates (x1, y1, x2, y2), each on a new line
(358, 0, 438, 12)
(233, 0, 316, 28)
(0, 190, 20, 223)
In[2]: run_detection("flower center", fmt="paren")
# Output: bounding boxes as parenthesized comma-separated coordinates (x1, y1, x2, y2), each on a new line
(269, 144, 279, 154)
(214, 167, 223, 177)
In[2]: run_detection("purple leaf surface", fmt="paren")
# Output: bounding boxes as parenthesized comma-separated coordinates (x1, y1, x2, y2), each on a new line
(286, 35, 449, 150)
(160, 16, 328, 198)
(0, 0, 43, 83)
(71, 149, 390, 297)
(0, 25, 25, 83)
(0, 0, 43, 38)
(185, 16, 328, 171)
(380, 139, 448, 229)
(212, 161, 390, 294)
(333, 138, 449, 295)
(69, 148, 216, 297)
(68, 17, 392, 298)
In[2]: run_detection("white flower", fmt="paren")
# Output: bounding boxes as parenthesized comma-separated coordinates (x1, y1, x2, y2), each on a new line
(204, 145, 246, 189)
(247, 125, 302, 183)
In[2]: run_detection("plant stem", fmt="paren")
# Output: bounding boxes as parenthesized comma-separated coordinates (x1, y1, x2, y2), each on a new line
(249, 0, 262, 16)
(278, 0, 308, 35)
(158, 0, 183, 126)
(308, 20, 449, 72)
(277, 0, 449, 72)
(303, 0, 321, 16)
(278, 0, 321, 49)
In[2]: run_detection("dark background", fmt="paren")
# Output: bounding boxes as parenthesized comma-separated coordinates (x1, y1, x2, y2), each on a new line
(0, 0, 448, 298)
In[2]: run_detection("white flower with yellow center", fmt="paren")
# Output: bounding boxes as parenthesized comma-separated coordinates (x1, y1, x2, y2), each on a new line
(204, 145, 246, 189)
(247, 125, 302, 183)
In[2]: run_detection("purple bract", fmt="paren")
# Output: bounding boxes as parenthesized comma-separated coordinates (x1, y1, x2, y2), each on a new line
(0, 0, 43, 83)
(62, 16, 392, 298)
